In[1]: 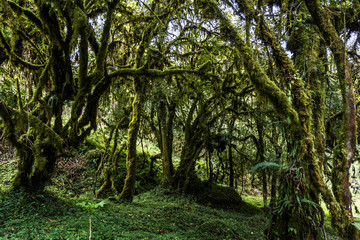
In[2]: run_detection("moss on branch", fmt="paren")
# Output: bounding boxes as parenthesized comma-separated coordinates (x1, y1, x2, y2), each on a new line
(7, 0, 45, 33)
(108, 61, 212, 80)
(0, 30, 45, 70)
(95, 0, 119, 75)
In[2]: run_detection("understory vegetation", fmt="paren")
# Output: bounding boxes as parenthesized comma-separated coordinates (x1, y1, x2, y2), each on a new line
(0, 145, 342, 239)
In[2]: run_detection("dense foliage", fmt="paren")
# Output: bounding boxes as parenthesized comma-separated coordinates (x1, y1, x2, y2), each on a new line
(1, 0, 360, 239)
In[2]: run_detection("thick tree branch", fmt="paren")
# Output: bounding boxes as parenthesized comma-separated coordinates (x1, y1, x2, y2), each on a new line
(0, 30, 45, 69)
(196, 0, 299, 126)
(96, 0, 120, 75)
(7, 0, 45, 33)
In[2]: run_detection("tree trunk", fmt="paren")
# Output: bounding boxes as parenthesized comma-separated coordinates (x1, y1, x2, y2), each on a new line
(262, 170, 268, 207)
(269, 173, 277, 208)
(206, 151, 214, 185)
(256, 116, 267, 206)
(304, 1, 358, 238)
(173, 99, 208, 192)
(311, 42, 327, 173)
(158, 100, 175, 183)
(95, 141, 126, 197)
(120, 78, 146, 201)
(228, 145, 234, 188)
(268, 125, 282, 208)
(175, 141, 203, 192)
(12, 136, 58, 192)
(0, 101, 62, 192)
(218, 152, 226, 183)
(12, 148, 34, 190)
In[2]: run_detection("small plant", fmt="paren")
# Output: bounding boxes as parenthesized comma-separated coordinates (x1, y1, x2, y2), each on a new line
(352, 219, 360, 231)
(76, 200, 106, 240)
(288, 227, 297, 235)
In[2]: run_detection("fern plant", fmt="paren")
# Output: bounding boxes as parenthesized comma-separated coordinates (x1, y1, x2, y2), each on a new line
(249, 161, 281, 174)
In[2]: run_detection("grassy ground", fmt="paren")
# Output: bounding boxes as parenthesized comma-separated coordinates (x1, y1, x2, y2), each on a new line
(0, 187, 268, 240)
(0, 145, 267, 239)
(0, 143, 343, 239)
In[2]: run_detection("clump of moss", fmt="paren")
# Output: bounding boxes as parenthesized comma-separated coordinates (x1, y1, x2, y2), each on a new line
(196, 219, 238, 238)
(182, 182, 261, 214)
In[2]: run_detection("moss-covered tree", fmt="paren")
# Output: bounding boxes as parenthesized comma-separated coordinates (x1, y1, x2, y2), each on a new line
(195, 0, 359, 238)
(0, 0, 121, 191)
(0, 0, 209, 194)
(304, 1, 359, 238)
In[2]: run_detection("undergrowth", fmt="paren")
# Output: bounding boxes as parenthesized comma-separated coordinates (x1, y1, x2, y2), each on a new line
(0, 141, 341, 239)
(0, 187, 268, 239)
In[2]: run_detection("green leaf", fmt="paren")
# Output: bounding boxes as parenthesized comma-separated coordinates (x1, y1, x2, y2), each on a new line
(76, 201, 87, 208)
(329, 0, 338, 6)
(352, 222, 360, 231)
(296, 195, 301, 206)
(301, 199, 318, 209)
(94, 200, 106, 209)
(249, 161, 281, 174)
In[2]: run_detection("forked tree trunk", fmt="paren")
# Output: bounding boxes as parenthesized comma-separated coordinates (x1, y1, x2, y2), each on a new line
(173, 99, 208, 192)
(0, 101, 62, 192)
(13, 144, 57, 192)
(12, 140, 59, 192)
(174, 139, 204, 192)
(95, 142, 126, 197)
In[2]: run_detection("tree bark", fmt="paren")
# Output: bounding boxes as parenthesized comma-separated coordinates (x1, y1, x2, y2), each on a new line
(256, 116, 267, 206)
(267, 126, 282, 208)
(269, 173, 277, 208)
(120, 78, 146, 201)
(228, 145, 234, 188)
(0, 102, 63, 192)
(174, 99, 209, 192)
(304, 1, 358, 238)
(158, 99, 175, 183)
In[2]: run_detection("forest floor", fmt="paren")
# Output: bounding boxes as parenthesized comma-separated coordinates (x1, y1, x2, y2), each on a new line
(0, 143, 342, 239)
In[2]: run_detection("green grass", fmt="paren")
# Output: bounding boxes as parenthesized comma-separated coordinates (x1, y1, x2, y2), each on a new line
(0, 187, 267, 239)
(0, 145, 15, 191)
(0, 145, 266, 239)
(0, 144, 344, 239)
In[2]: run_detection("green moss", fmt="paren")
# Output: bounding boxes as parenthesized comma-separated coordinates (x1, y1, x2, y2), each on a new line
(120, 80, 146, 201)
(331, 139, 347, 202)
